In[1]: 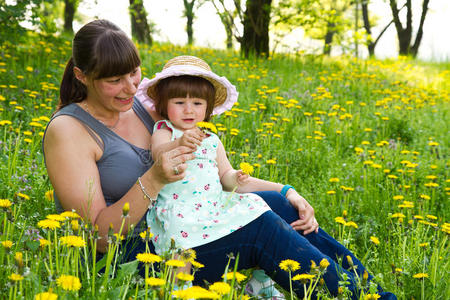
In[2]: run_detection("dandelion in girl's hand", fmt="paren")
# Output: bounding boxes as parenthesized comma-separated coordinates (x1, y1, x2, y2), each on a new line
(279, 259, 300, 272)
(239, 162, 254, 175)
(56, 274, 81, 291)
(197, 121, 218, 133)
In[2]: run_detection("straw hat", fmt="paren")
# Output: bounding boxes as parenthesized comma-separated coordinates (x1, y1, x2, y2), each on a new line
(136, 55, 238, 115)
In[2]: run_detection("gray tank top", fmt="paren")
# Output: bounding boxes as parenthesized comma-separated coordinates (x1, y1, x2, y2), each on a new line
(43, 98, 154, 221)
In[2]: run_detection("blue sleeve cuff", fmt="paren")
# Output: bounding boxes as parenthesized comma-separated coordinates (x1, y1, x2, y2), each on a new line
(280, 185, 295, 197)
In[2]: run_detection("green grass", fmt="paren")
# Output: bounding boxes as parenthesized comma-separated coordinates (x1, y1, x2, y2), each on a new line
(0, 31, 449, 299)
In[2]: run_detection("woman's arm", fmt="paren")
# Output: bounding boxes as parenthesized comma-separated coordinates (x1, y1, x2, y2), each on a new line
(44, 116, 195, 252)
(216, 140, 318, 234)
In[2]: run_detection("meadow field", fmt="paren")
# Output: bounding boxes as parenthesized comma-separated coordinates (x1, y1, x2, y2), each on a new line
(0, 31, 448, 299)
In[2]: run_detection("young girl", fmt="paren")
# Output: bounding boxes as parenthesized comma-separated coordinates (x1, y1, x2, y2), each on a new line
(137, 55, 396, 299)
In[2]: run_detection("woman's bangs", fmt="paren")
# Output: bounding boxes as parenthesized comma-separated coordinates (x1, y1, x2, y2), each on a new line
(92, 31, 141, 79)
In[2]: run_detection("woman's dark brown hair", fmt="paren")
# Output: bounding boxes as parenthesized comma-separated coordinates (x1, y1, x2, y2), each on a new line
(155, 75, 216, 121)
(58, 19, 141, 110)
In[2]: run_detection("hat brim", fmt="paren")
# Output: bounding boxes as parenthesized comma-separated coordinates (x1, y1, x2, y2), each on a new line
(136, 64, 238, 116)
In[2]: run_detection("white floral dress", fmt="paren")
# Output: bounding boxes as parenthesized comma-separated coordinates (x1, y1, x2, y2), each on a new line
(146, 120, 270, 254)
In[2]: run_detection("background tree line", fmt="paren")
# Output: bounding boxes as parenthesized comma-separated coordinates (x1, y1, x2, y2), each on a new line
(0, 0, 432, 59)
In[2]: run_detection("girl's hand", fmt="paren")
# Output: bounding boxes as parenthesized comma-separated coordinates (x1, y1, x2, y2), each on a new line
(286, 189, 319, 235)
(177, 128, 205, 150)
(236, 170, 250, 185)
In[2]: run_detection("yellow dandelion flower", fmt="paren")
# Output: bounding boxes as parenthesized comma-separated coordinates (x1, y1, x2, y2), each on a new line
(319, 258, 330, 269)
(327, 190, 336, 195)
(177, 272, 195, 281)
(9, 273, 24, 281)
(165, 259, 186, 268)
(335, 216, 346, 225)
(26, 66, 34, 72)
(426, 214, 437, 220)
(56, 274, 81, 291)
(266, 159, 276, 165)
(191, 261, 205, 269)
(329, 177, 339, 183)
(370, 236, 380, 245)
(1, 240, 13, 248)
(413, 273, 428, 279)
(17, 192, 30, 200)
(240, 162, 254, 175)
(136, 252, 162, 264)
(59, 236, 86, 247)
(145, 277, 165, 286)
(37, 219, 61, 230)
(35, 291, 58, 300)
(279, 259, 300, 272)
(419, 242, 429, 247)
(395, 268, 403, 273)
(39, 239, 51, 247)
(59, 211, 80, 219)
(393, 195, 404, 200)
(197, 122, 218, 134)
(209, 282, 231, 295)
(292, 274, 315, 281)
(419, 194, 430, 200)
(221, 271, 247, 282)
(0, 199, 12, 208)
(46, 214, 65, 222)
(173, 286, 219, 299)
(344, 221, 358, 229)
(364, 294, 381, 300)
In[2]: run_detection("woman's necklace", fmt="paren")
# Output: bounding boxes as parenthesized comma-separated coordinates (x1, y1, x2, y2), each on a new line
(83, 102, 120, 130)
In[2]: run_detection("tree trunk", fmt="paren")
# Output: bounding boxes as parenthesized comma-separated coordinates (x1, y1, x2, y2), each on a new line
(323, 22, 335, 55)
(184, 0, 195, 45)
(129, 0, 152, 44)
(241, 0, 272, 58)
(411, 0, 430, 57)
(361, 1, 374, 56)
(63, 0, 76, 34)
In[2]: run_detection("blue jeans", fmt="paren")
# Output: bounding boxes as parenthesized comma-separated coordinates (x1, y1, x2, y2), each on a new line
(120, 191, 395, 299)
(191, 191, 396, 299)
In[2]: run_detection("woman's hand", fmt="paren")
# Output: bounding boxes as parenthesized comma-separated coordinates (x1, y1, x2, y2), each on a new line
(236, 170, 250, 185)
(151, 145, 196, 184)
(286, 189, 319, 234)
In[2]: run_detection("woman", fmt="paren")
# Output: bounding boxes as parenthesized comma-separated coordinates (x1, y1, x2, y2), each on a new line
(43, 19, 395, 299)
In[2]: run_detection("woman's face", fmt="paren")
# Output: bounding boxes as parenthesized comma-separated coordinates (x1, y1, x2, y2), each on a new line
(88, 67, 142, 111)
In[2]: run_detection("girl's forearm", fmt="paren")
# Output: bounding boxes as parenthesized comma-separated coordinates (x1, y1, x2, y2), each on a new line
(235, 177, 284, 194)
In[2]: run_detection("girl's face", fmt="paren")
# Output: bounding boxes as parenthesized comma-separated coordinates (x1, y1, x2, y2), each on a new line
(166, 96, 207, 131)
(88, 67, 141, 112)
